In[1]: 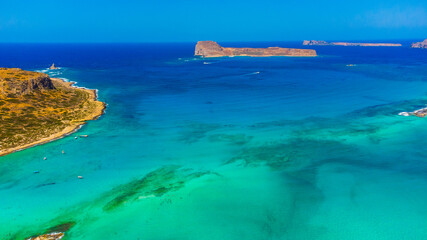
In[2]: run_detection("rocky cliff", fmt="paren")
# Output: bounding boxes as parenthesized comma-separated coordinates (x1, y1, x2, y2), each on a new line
(0, 68, 55, 97)
(411, 39, 427, 48)
(195, 41, 317, 57)
(303, 40, 402, 47)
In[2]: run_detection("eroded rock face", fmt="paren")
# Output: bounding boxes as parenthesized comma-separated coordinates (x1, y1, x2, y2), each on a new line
(0, 68, 55, 96)
(303, 40, 402, 47)
(411, 39, 427, 48)
(195, 41, 317, 57)
(20, 75, 55, 95)
(195, 41, 225, 57)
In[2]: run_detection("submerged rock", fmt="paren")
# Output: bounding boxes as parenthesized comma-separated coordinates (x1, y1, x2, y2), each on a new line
(178, 122, 222, 143)
(227, 139, 356, 169)
(208, 133, 253, 145)
(102, 165, 211, 211)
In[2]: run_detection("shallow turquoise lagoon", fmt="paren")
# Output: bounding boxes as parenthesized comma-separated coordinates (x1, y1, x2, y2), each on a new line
(1, 42, 427, 239)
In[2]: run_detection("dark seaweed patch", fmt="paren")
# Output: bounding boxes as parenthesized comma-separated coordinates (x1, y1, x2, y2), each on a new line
(102, 166, 210, 212)
(227, 139, 356, 170)
(177, 122, 222, 143)
(208, 133, 253, 145)
(46, 222, 75, 233)
(23, 222, 75, 240)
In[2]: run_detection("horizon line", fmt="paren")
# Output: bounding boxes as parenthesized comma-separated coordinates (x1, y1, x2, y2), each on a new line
(0, 38, 423, 44)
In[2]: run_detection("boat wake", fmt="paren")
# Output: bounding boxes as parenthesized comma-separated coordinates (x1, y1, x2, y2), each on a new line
(243, 71, 261, 76)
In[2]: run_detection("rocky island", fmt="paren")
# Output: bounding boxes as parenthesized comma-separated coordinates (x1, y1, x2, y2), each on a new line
(0, 68, 105, 156)
(195, 41, 317, 57)
(49, 63, 59, 70)
(303, 40, 402, 47)
(411, 39, 427, 48)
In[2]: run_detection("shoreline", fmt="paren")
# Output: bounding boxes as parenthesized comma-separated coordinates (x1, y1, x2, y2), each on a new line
(303, 40, 402, 47)
(0, 78, 106, 157)
(200, 55, 318, 58)
(399, 106, 427, 118)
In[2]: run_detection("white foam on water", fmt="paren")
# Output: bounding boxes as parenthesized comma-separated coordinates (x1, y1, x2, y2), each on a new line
(35, 69, 49, 73)
(59, 77, 71, 82)
(138, 194, 155, 200)
(243, 71, 261, 76)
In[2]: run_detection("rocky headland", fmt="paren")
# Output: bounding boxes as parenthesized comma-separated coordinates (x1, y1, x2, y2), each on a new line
(303, 40, 402, 47)
(399, 106, 427, 117)
(195, 41, 317, 57)
(411, 39, 427, 48)
(0, 68, 106, 157)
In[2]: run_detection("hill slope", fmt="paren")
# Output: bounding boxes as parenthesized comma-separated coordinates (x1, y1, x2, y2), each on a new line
(0, 68, 105, 156)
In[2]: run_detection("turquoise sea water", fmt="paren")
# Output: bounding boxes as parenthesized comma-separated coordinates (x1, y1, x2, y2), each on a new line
(1, 42, 427, 239)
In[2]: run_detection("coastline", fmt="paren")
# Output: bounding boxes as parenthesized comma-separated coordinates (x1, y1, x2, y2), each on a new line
(201, 55, 318, 58)
(399, 106, 427, 118)
(303, 40, 402, 47)
(0, 78, 106, 157)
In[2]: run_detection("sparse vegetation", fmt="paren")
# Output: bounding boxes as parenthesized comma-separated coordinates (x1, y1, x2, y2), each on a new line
(0, 68, 105, 155)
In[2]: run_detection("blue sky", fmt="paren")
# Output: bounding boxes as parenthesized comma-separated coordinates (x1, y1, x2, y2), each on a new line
(0, 0, 426, 42)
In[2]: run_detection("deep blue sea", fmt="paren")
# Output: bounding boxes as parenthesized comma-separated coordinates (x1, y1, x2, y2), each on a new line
(1, 41, 427, 239)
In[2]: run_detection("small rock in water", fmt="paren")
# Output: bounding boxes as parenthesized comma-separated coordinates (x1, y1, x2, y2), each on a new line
(34, 171, 40, 174)
(49, 63, 59, 70)
(399, 106, 427, 118)
(26, 232, 64, 240)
